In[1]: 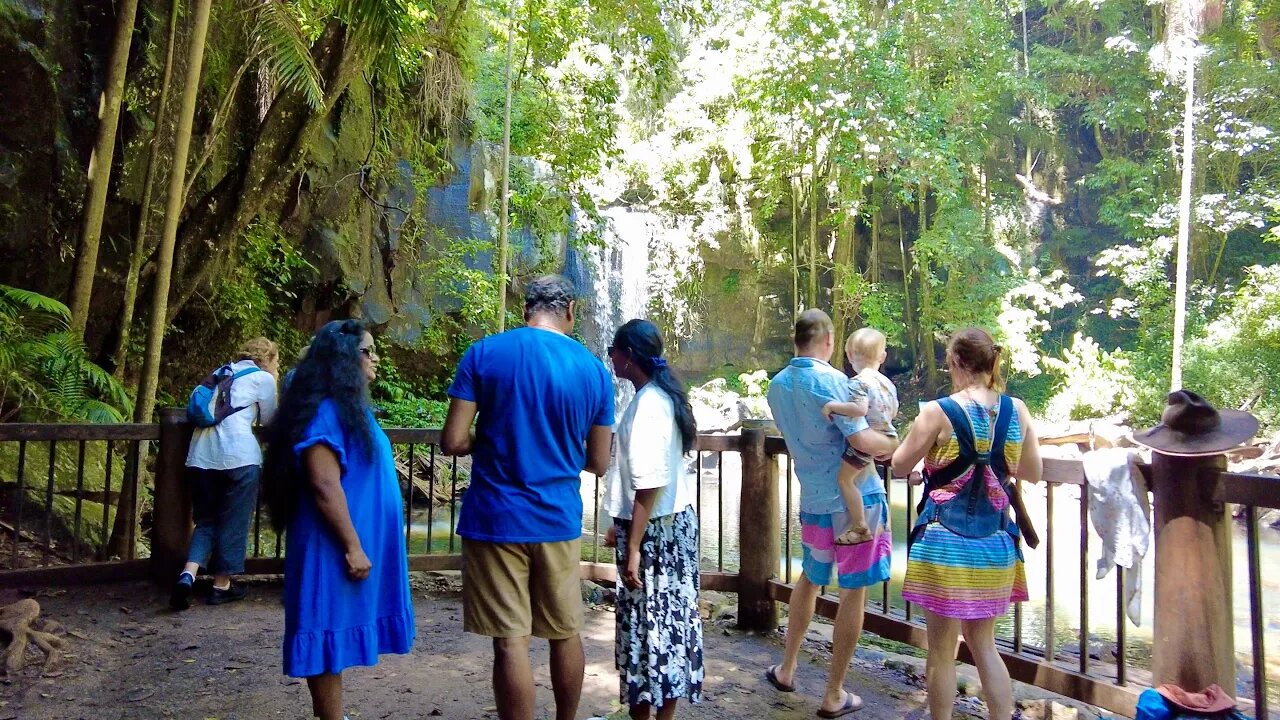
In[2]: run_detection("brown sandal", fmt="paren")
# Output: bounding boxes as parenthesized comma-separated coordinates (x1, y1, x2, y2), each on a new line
(834, 527, 873, 546)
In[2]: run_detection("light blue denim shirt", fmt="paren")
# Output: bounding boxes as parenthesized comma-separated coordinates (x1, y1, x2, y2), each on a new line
(767, 357, 882, 514)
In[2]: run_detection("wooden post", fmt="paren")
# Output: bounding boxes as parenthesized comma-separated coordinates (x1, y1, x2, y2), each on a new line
(1150, 451, 1234, 695)
(150, 408, 192, 582)
(737, 426, 780, 633)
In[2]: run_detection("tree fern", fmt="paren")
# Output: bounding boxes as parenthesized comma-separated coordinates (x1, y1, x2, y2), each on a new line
(336, 0, 418, 82)
(0, 284, 72, 320)
(251, 0, 326, 109)
(0, 286, 130, 423)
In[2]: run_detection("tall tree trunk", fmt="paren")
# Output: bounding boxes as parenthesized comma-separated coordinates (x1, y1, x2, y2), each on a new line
(495, 0, 516, 333)
(918, 186, 940, 392)
(808, 133, 819, 309)
(1168, 0, 1203, 390)
(791, 175, 800, 319)
(68, 0, 141, 340)
(108, 0, 212, 560)
(831, 172, 853, 360)
(898, 206, 918, 365)
(112, 0, 181, 381)
(869, 189, 880, 283)
(1171, 53, 1196, 391)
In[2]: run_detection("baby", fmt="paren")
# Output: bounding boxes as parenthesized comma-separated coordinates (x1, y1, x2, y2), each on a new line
(821, 328, 899, 545)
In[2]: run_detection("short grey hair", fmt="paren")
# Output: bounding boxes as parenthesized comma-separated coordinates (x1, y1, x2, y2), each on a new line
(523, 274, 576, 317)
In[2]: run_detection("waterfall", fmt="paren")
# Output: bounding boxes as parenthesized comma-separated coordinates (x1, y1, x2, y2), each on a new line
(574, 205, 667, 413)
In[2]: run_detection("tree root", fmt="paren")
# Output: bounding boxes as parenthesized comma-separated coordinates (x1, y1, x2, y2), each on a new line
(0, 598, 66, 675)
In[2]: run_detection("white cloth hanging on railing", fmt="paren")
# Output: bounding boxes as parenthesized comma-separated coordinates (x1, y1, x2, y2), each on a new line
(1082, 447, 1151, 626)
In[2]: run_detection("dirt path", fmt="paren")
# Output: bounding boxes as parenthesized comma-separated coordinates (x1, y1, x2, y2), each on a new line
(0, 577, 1102, 719)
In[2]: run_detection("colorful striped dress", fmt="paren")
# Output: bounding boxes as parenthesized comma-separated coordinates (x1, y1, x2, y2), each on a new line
(901, 398, 1030, 620)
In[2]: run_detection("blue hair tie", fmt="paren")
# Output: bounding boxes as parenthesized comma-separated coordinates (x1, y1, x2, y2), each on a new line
(651, 356, 667, 370)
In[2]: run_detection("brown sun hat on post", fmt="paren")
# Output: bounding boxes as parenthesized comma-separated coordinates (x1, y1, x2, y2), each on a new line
(1132, 389, 1259, 457)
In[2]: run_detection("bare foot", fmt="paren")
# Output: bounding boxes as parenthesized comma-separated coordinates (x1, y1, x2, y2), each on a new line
(834, 526, 873, 545)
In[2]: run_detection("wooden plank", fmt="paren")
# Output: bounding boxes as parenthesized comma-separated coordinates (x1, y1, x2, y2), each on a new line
(764, 436, 789, 455)
(694, 434, 746, 453)
(243, 557, 285, 575)
(580, 562, 739, 592)
(0, 424, 159, 442)
(1042, 457, 1086, 486)
(0, 559, 150, 587)
(1213, 471, 1280, 509)
(243, 555, 467, 576)
(767, 580, 1141, 717)
(408, 555, 464, 572)
(384, 428, 443, 444)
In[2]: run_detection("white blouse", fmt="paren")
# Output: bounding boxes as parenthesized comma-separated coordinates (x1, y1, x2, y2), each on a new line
(603, 383, 695, 521)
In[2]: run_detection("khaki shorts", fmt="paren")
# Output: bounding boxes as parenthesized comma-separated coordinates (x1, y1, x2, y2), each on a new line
(461, 538, 583, 639)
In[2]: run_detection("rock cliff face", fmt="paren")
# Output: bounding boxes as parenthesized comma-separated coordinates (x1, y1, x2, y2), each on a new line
(0, 1, 111, 291)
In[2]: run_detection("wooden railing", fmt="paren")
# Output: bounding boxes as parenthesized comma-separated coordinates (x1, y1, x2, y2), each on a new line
(758, 440, 1278, 719)
(1, 416, 1275, 718)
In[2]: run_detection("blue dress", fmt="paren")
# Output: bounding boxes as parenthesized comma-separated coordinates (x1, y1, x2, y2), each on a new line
(282, 399, 415, 677)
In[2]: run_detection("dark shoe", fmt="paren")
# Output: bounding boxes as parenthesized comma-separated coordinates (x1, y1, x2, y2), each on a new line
(207, 583, 247, 605)
(765, 664, 796, 693)
(170, 572, 194, 611)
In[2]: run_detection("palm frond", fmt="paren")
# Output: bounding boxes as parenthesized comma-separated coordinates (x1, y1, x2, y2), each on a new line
(252, 0, 325, 109)
(81, 359, 134, 414)
(336, 0, 417, 79)
(0, 284, 72, 320)
(72, 399, 127, 425)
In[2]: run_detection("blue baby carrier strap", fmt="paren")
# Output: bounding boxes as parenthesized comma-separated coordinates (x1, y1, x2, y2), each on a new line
(910, 394, 1016, 543)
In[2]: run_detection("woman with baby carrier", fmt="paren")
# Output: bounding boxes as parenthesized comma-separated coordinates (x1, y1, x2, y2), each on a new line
(891, 327, 1043, 720)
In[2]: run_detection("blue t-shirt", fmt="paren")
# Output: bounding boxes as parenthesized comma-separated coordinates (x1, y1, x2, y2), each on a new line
(448, 327, 615, 542)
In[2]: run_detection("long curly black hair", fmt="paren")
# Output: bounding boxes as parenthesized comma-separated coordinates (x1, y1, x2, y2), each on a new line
(263, 319, 374, 532)
(611, 319, 698, 453)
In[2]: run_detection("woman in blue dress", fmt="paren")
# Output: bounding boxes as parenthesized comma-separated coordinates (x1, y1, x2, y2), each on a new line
(263, 320, 414, 720)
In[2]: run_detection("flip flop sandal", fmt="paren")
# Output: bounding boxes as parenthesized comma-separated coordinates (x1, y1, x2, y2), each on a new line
(833, 531, 874, 546)
(816, 691, 863, 718)
(765, 665, 796, 693)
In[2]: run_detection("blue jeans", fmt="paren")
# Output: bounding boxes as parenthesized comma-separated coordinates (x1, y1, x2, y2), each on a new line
(186, 465, 260, 575)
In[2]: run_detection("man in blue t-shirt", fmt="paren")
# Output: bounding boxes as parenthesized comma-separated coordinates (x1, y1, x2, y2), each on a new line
(442, 274, 613, 720)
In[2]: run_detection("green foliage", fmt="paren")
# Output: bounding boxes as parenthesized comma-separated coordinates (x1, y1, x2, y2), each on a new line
(0, 286, 131, 422)
(252, 0, 326, 109)
(833, 269, 905, 347)
(216, 220, 314, 357)
(414, 232, 500, 356)
(1182, 264, 1280, 429)
(1042, 333, 1137, 423)
(913, 206, 1015, 335)
(371, 343, 450, 428)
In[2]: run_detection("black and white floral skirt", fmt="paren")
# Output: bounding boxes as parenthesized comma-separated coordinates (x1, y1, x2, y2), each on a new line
(613, 507, 705, 709)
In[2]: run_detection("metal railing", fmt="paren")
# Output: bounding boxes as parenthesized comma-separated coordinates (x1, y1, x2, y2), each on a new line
(0, 423, 153, 584)
(2, 415, 1273, 718)
(1, 417, 743, 592)
(1216, 471, 1277, 720)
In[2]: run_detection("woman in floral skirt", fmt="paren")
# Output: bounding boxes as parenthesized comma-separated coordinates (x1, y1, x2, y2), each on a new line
(603, 319, 704, 720)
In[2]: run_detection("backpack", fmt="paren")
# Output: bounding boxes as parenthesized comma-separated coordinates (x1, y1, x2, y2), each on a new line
(187, 364, 262, 428)
(911, 395, 1039, 548)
